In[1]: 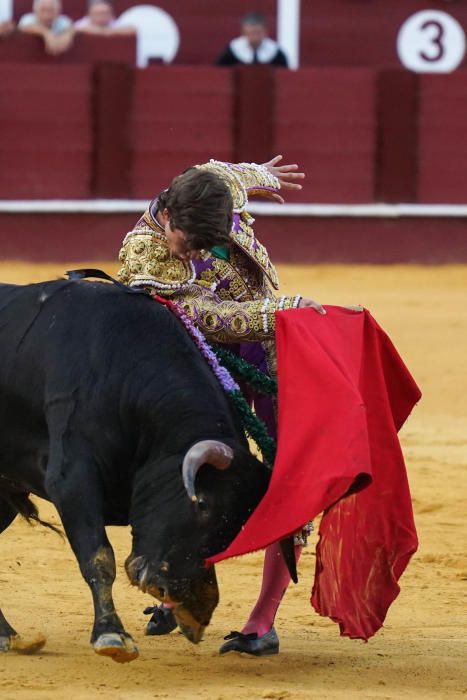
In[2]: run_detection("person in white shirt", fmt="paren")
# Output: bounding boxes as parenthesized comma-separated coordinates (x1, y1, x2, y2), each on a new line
(0, 0, 15, 39)
(18, 0, 74, 55)
(0, 20, 15, 38)
(75, 0, 135, 36)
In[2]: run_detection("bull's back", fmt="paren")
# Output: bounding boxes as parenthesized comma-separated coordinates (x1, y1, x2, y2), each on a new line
(0, 279, 77, 373)
(0, 278, 228, 404)
(0, 278, 241, 449)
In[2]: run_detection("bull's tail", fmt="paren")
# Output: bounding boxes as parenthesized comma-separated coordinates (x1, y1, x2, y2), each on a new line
(1, 490, 63, 537)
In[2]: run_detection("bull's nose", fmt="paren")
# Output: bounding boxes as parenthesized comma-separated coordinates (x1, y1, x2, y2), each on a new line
(146, 581, 171, 603)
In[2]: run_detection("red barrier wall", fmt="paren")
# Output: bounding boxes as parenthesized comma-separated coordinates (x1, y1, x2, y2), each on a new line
(418, 74, 467, 203)
(0, 64, 92, 198)
(93, 63, 134, 197)
(300, 0, 467, 68)
(2, 64, 467, 204)
(0, 32, 135, 64)
(375, 71, 418, 203)
(274, 69, 377, 203)
(1, 212, 467, 264)
(129, 67, 235, 197)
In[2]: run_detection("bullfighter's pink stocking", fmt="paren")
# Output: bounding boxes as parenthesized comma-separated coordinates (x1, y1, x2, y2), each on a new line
(241, 541, 302, 637)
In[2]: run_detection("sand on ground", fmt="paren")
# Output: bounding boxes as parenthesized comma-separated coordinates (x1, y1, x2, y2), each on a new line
(0, 262, 466, 700)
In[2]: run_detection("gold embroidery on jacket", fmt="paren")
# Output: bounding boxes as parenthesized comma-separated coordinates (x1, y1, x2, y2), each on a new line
(118, 221, 195, 292)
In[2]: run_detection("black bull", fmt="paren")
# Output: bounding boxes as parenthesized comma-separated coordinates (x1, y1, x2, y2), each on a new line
(0, 280, 270, 662)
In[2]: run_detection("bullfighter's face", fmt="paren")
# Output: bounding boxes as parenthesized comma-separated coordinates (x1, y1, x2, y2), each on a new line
(158, 208, 201, 261)
(125, 450, 269, 643)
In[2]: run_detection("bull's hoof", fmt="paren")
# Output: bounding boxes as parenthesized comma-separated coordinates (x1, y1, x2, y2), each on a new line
(173, 606, 205, 644)
(93, 633, 139, 663)
(0, 634, 47, 655)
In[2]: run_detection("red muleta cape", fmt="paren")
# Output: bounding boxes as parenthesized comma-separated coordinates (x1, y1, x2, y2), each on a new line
(207, 307, 421, 641)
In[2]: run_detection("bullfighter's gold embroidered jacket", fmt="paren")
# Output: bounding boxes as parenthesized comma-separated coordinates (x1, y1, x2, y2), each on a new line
(117, 160, 301, 344)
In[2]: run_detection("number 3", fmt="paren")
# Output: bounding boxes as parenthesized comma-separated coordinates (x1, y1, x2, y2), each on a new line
(398, 11, 465, 73)
(420, 20, 445, 63)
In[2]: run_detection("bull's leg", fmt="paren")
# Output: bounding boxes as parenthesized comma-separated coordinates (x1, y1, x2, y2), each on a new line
(0, 496, 46, 654)
(45, 458, 138, 664)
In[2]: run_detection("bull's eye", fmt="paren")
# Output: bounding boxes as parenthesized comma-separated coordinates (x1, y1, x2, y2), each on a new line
(197, 497, 209, 513)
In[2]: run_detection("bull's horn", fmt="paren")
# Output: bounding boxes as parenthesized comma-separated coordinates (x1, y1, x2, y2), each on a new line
(182, 440, 234, 502)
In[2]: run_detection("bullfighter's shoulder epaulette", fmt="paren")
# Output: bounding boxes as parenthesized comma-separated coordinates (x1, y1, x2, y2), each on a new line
(117, 215, 195, 295)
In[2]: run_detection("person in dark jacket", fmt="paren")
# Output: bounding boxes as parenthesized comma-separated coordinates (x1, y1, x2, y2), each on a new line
(217, 12, 288, 67)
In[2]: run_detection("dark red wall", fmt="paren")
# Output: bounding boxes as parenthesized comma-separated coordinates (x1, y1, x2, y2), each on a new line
(0, 64, 92, 198)
(0, 31, 135, 64)
(301, 0, 467, 68)
(418, 74, 467, 203)
(1, 61, 467, 203)
(1, 211, 466, 264)
(130, 67, 235, 198)
(274, 68, 377, 203)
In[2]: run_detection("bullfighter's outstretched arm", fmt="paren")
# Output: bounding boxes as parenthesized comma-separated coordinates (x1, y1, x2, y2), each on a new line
(195, 160, 281, 211)
(196, 156, 304, 209)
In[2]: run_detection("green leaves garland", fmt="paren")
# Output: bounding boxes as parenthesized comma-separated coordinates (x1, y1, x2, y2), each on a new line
(229, 390, 277, 468)
(212, 346, 278, 396)
(153, 294, 278, 466)
(210, 345, 278, 467)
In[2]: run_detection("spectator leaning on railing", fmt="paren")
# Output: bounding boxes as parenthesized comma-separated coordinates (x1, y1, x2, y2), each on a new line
(0, 20, 15, 38)
(18, 0, 74, 55)
(75, 0, 135, 36)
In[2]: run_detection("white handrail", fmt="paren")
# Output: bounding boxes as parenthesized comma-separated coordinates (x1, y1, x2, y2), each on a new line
(1, 200, 467, 217)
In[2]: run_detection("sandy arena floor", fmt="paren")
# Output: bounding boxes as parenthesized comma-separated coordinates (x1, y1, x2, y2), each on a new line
(0, 262, 466, 700)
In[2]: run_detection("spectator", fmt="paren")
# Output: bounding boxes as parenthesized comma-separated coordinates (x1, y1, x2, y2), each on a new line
(0, 0, 15, 39)
(0, 20, 15, 38)
(18, 0, 74, 55)
(75, 0, 135, 36)
(217, 12, 288, 67)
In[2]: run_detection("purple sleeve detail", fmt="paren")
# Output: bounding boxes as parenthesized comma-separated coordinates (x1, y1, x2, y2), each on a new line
(232, 212, 241, 232)
(193, 258, 215, 276)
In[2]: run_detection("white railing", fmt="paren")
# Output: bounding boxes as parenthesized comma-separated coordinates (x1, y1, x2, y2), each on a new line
(1, 201, 467, 217)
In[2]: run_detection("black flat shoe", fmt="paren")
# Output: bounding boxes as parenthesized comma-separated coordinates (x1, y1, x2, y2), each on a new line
(219, 627, 279, 656)
(144, 604, 178, 636)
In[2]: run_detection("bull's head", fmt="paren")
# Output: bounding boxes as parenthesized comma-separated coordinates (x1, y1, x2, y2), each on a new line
(125, 439, 269, 643)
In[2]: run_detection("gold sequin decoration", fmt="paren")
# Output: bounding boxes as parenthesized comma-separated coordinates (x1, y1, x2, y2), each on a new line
(117, 226, 194, 292)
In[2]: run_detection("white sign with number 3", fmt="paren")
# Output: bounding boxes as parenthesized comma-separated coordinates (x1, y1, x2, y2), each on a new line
(397, 10, 466, 73)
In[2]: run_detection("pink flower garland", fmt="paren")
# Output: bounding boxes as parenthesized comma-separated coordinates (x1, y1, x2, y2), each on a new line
(154, 295, 240, 394)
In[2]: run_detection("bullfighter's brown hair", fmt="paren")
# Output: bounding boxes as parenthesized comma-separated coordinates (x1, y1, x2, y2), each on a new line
(158, 168, 233, 252)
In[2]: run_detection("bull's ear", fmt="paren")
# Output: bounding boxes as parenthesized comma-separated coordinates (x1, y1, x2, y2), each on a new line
(279, 537, 298, 584)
